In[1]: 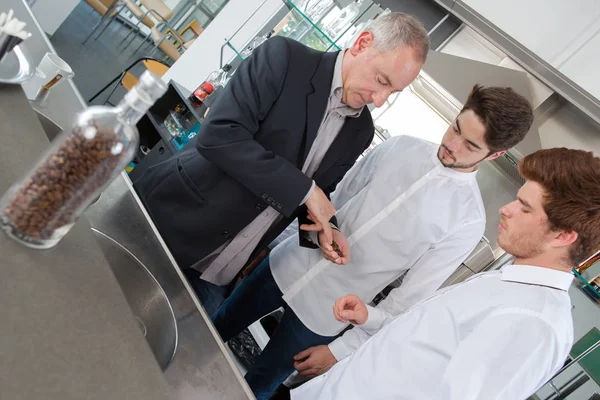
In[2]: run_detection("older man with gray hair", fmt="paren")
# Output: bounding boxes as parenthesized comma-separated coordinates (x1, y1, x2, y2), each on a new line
(135, 11, 429, 320)
(208, 12, 431, 400)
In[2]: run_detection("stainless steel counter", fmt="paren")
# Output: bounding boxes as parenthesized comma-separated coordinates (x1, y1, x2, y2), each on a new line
(3, 1, 254, 398)
(0, 77, 170, 400)
(85, 173, 254, 400)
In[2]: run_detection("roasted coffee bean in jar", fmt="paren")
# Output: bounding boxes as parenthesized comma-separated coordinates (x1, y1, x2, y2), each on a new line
(1, 124, 123, 246)
(0, 71, 167, 248)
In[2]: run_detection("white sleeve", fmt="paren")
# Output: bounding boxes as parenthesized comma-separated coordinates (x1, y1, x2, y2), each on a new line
(269, 220, 299, 249)
(328, 221, 483, 361)
(441, 312, 563, 400)
(330, 137, 397, 210)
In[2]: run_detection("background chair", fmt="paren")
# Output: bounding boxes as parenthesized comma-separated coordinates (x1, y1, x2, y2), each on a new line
(122, 0, 156, 30)
(87, 0, 154, 43)
(125, 0, 174, 51)
(84, 0, 119, 19)
(88, 57, 169, 105)
(179, 19, 203, 41)
(148, 27, 198, 61)
(150, 28, 181, 60)
(166, 19, 203, 51)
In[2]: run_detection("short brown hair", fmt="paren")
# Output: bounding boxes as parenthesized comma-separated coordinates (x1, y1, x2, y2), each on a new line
(519, 148, 600, 266)
(462, 85, 534, 153)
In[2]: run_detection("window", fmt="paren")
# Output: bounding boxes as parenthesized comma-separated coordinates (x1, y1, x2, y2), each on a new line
(371, 88, 450, 144)
(176, 0, 230, 32)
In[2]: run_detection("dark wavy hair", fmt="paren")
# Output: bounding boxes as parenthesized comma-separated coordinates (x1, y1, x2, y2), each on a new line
(462, 84, 534, 153)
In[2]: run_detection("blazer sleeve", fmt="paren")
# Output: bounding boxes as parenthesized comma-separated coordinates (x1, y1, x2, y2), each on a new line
(195, 37, 313, 217)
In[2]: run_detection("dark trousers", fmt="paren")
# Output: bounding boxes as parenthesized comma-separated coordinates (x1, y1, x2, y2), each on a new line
(212, 257, 333, 400)
(184, 268, 229, 315)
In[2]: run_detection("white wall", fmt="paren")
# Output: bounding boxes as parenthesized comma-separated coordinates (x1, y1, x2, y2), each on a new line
(32, 0, 80, 35)
(559, 29, 600, 102)
(458, 0, 600, 102)
(460, 0, 600, 65)
(162, 0, 284, 91)
(371, 90, 449, 144)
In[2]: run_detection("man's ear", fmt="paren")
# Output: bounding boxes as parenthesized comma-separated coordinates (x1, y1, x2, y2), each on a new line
(551, 230, 578, 249)
(349, 31, 374, 56)
(485, 150, 506, 161)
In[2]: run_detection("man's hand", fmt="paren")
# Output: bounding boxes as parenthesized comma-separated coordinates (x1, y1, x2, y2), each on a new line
(319, 229, 350, 265)
(302, 186, 336, 244)
(333, 294, 368, 325)
(293, 345, 337, 378)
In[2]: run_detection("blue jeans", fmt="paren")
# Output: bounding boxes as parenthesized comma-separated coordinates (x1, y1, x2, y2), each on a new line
(184, 268, 230, 315)
(212, 258, 334, 400)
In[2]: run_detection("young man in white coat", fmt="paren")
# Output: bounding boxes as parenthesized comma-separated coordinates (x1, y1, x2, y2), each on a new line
(211, 85, 534, 399)
(291, 147, 600, 400)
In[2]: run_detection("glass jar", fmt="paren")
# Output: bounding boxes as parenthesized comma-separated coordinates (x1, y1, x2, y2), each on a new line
(0, 71, 167, 248)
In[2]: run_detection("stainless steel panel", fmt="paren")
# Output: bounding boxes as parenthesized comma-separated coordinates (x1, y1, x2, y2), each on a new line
(484, 252, 515, 271)
(462, 238, 495, 273)
(475, 160, 520, 257)
(441, 265, 474, 287)
(91, 228, 178, 371)
(436, 0, 456, 8)
(85, 174, 253, 400)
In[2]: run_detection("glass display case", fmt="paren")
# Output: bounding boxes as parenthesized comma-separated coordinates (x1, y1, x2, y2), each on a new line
(220, 0, 386, 66)
(276, 0, 385, 51)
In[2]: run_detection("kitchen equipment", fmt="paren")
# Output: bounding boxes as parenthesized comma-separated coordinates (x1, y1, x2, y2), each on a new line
(21, 52, 74, 106)
(0, 10, 34, 84)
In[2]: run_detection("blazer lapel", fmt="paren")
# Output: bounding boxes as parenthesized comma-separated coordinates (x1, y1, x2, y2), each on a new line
(316, 110, 365, 176)
(302, 50, 339, 162)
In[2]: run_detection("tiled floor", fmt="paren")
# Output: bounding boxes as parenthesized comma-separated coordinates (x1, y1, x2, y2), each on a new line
(49, 2, 172, 106)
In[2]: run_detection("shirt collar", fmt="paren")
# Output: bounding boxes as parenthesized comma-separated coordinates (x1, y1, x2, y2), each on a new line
(429, 146, 479, 181)
(501, 264, 574, 291)
(331, 50, 362, 118)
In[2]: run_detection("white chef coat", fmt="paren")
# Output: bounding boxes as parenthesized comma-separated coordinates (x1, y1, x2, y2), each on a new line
(291, 264, 575, 400)
(270, 135, 486, 347)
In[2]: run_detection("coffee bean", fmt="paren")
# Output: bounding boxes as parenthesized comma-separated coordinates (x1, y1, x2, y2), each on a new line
(332, 240, 344, 258)
(1, 122, 126, 244)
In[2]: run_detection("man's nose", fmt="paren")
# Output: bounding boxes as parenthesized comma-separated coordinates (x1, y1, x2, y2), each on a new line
(447, 137, 461, 152)
(373, 89, 394, 108)
(372, 93, 386, 108)
(499, 201, 516, 217)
